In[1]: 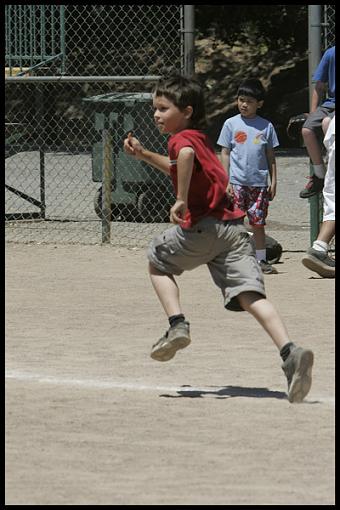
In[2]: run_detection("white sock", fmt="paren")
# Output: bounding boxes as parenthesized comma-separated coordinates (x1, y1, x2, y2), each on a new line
(256, 249, 266, 262)
(312, 240, 328, 252)
(313, 164, 326, 179)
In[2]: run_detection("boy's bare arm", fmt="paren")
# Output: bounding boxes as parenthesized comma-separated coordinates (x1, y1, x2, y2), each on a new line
(170, 147, 194, 225)
(311, 81, 326, 112)
(220, 147, 234, 197)
(220, 147, 230, 175)
(266, 147, 277, 200)
(123, 134, 171, 175)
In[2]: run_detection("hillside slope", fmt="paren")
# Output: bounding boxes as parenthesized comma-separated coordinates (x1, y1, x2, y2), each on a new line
(195, 37, 309, 148)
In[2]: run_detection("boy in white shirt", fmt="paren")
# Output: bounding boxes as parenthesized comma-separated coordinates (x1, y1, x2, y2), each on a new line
(302, 115, 335, 277)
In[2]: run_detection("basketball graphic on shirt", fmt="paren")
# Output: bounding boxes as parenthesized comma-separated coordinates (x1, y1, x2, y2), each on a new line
(234, 131, 247, 144)
(253, 133, 264, 144)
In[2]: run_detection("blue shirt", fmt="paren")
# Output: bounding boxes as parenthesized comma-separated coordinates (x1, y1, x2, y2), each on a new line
(217, 114, 279, 187)
(313, 46, 335, 107)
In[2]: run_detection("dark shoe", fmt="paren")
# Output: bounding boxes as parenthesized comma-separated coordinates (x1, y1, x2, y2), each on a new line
(299, 175, 324, 198)
(302, 247, 335, 278)
(150, 321, 191, 362)
(265, 235, 283, 265)
(282, 347, 314, 403)
(259, 260, 278, 274)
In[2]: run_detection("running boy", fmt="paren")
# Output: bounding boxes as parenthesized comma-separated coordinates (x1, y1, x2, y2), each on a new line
(123, 74, 314, 403)
(217, 78, 279, 274)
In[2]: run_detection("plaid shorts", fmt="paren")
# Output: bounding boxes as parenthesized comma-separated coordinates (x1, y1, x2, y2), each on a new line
(232, 185, 269, 226)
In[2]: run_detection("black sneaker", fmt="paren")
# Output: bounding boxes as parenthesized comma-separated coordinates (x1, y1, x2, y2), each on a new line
(301, 247, 335, 278)
(282, 346, 314, 403)
(299, 175, 324, 198)
(259, 260, 278, 274)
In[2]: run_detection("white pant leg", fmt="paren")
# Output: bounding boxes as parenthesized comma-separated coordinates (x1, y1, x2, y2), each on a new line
(323, 117, 335, 221)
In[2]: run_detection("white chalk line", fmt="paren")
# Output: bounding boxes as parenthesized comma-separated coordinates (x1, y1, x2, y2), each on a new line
(5, 370, 335, 406)
(5, 370, 183, 393)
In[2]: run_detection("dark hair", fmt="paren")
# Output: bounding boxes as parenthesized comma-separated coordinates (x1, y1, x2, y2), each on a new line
(237, 78, 266, 101)
(152, 74, 207, 129)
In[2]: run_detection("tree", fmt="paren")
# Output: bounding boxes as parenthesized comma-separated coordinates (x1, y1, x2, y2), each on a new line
(195, 5, 308, 53)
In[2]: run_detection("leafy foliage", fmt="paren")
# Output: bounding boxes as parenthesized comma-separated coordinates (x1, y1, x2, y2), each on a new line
(195, 5, 308, 52)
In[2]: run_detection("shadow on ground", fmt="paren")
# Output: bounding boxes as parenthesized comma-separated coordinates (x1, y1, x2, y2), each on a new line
(160, 385, 287, 400)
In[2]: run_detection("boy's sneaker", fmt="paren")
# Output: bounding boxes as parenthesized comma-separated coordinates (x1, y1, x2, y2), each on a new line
(301, 247, 335, 278)
(150, 321, 191, 362)
(282, 347, 314, 403)
(299, 175, 324, 198)
(259, 260, 278, 274)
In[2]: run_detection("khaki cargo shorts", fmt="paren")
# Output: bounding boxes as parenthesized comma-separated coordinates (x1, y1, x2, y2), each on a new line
(303, 106, 335, 131)
(147, 217, 266, 312)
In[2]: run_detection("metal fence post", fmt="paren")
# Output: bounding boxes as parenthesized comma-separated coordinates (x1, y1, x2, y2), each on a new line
(183, 5, 195, 76)
(39, 150, 46, 219)
(101, 128, 112, 244)
(308, 5, 322, 245)
(60, 5, 66, 74)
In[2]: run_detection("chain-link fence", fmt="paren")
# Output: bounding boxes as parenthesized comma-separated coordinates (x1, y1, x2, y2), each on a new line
(323, 5, 335, 48)
(5, 5, 335, 247)
(5, 5, 189, 245)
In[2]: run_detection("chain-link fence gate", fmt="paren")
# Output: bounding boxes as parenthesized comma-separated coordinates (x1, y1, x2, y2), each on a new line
(5, 5, 194, 245)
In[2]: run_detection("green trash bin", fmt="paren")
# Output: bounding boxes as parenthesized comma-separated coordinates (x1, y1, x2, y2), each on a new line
(83, 92, 174, 222)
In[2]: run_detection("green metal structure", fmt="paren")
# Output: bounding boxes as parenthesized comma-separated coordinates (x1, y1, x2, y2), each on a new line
(83, 92, 173, 233)
(5, 5, 66, 76)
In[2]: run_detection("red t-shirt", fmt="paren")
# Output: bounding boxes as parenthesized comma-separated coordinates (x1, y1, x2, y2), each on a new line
(168, 129, 245, 228)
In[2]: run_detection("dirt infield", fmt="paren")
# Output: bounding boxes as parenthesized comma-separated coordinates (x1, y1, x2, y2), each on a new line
(5, 242, 335, 505)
